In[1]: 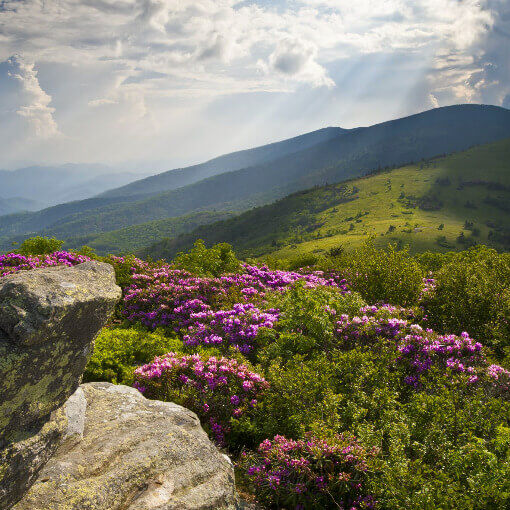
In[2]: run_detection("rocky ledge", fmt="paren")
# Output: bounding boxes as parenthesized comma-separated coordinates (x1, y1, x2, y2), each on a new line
(14, 383, 237, 510)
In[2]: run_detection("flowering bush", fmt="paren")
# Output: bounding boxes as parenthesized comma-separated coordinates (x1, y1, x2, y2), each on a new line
(133, 352, 268, 446)
(334, 304, 510, 394)
(0, 251, 90, 277)
(183, 303, 280, 354)
(240, 434, 378, 509)
(118, 259, 349, 357)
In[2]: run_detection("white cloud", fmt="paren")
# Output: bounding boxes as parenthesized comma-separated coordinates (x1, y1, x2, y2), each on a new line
(266, 39, 334, 88)
(7, 55, 59, 138)
(0, 0, 507, 166)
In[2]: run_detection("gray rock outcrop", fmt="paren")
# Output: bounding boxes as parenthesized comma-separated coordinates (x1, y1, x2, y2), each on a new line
(0, 261, 239, 510)
(0, 261, 121, 440)
(14, 383, 238, 510)
(0, 262, 121, 508)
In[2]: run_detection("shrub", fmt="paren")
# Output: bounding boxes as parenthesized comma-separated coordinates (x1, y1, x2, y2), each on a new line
(133, 352, 268, 447)
(239, 433, 379, 509)
(324, 243, 424, 306)
(17, 236, 64, 256)
(259, 284, 365, 362)
(422, 246, 510, 355)
(173, 239, 242, 277)
(83, 326, 183, 385)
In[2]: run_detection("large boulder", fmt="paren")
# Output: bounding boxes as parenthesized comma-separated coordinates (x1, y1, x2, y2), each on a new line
(0, 261, 121, 508)
(0, 261, 121, 441)
(14, 383, 238, 510)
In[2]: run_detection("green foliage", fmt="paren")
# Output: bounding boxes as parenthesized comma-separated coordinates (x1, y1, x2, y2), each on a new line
(259, 284, 366, 363)
(327, 243, 424, 306)
(83, 326, 183, 385)
(81, 244, 510, 508)
(423, 246, 510, 355)
(172, 240, 242, 277)
(17, 236, 64, 255)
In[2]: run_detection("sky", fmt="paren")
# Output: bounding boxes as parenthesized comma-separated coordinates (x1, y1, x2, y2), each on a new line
(0, 0, 509, 171)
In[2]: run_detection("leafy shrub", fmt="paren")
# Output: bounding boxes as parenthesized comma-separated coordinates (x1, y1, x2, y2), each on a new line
(422, 246, 510, 355)
(173, 240, 242, 277)
(255, 354, 343, 440)
(259, 283, 365, 362)
(134, 352, 268, 447)
(83, 326, 183, 385)
(239, 433, 378, 509)
(17, 236, 64, 255)
(324, 243, 424, 306)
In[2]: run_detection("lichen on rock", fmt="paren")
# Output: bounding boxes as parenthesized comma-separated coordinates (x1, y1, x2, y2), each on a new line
(0, 261, 121, 509)
(14, 383, 238, 510)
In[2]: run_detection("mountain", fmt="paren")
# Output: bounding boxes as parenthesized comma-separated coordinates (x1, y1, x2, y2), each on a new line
(2, 104, 510, 250)
(141, 137, 510, 260)
(99, 127, 346, 198)
(61, 211, 235, 255)
(0, 197, 45, 216)
(0, 164, 148, 208)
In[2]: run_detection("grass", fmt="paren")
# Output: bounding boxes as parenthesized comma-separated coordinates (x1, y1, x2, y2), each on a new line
(273, 139, 510, 258)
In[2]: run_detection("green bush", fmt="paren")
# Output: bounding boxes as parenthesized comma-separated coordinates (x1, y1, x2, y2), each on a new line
(172, 239, 242, 277)
(18, 236, 64, 255)
(324, 243, 424, 306)
(258, 284, 365, 363)
(83, 326, 183, 385)
(422, 246, 510, 355)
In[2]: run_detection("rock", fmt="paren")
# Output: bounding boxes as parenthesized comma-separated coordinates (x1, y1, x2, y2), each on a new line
(0, 261, 121, 441)
(0, 262, 121, 508)
(14, 383, 238, 510)
(0, 407, 68, 510)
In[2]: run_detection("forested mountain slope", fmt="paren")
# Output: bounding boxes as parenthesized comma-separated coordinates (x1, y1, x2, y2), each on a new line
(2, 105, 510, 251)
(141, 137, 510, 259)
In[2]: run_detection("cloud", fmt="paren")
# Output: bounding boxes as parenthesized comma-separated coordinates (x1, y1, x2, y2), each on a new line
(88, 98, 119, 107)
(267, 39, 334, 88)
(0, 0, 508, 166)
(7, 55, 59, 138)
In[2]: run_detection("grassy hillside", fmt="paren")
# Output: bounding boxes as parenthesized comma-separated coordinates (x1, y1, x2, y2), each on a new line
(61, 211, 234, 255)
(3, 105, 510, 245)
(142, 137, 510, 260)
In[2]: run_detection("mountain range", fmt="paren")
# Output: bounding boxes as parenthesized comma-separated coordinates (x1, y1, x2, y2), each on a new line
(141, 137, 510, 260)
(1, 104, 510, 255)
(0, 164, 148, 209)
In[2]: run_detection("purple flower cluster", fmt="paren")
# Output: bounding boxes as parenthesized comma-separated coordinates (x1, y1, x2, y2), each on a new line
(335, 304, 414, 348)
(120, 261, 348, 351)
(334, 304, 509, 392)
(0, 251, 90, 277)
(240, 433, 378, 509)
(397, 329, 484, 387)
(183, 302, 280, 353)
(133, 352, 268, 445)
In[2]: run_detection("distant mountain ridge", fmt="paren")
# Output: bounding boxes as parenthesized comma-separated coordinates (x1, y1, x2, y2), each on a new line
(0, 164, 148, 209)
(0, 197, 45, 216)
(1, 104, 510, 252)
(99, 127, 345, 198)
